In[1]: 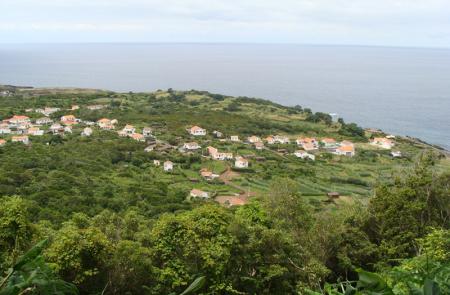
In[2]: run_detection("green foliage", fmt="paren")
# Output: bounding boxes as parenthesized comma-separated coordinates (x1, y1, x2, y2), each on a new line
(305, 267, 446, 295)
(0, 239, 78, 295)
(339, 122, 365, 139)
(45, 214, 112, 293)
(149, 205, 235, 294)
(369, 152, 449, 262)
(0, 89, 448, 294)
(0, 196, 35, 269)
(306, 112, 333, 125)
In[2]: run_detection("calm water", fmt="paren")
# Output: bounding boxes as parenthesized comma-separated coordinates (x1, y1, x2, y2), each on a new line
(0, 43, 449, 150)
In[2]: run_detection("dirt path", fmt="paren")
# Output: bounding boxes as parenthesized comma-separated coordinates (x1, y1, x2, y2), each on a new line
(216, 166, 256, 206)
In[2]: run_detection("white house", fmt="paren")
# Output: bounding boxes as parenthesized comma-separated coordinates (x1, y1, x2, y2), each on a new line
(163, 161, 173, 172)
(247, 136, 262, 143)
(60, 115, 78, 125)
(143, 127, 153, 137)
(8, 115, 30, 125)
(153, 159, 160, 166)
(230, 135, 240, 142)
(189, 126, 206, 136)
(294, 150, 315, 160)
(190, 189, 210, 199)
(97, 118, 115, 129)
(333, 145, 355, 157)
(213, 152, 233, 161)
(27, 127, 44, 136)
(0, 127, 11, 134)
(183, 142, 201, 150)
(82, 127, 93, 137)
(11, 135, 29, 145)
(122, 124, 136, 135)
(36, 117, 53, 125)
(235, 157, 249, 168)
(391, 151, 402, 158)
(371, 137, 394, 149)
(213, 130, 223, 138)
(207, 146, 233, 160)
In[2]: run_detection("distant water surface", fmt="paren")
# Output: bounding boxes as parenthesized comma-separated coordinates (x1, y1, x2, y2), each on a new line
(0, 43, 449, 150)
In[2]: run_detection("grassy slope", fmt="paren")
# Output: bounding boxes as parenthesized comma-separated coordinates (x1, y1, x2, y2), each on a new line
(0, 87, 448, 220)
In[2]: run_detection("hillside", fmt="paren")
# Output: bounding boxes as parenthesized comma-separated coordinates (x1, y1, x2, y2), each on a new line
(0, 86, 449, 294)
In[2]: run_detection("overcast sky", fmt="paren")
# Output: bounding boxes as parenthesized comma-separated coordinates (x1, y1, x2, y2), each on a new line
(1, 0, 450, 47)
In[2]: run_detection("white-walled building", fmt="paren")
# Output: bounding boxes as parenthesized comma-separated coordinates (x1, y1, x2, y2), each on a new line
(190, 189, 210, 199)
(230, 135, 240, 142)
(164, 161, 173, 172)
(11, 135, 29, 145)
(189, 126, 206, 136)
(82, 127, 93, 137)
(183, 142, 201, 150)
(235, 157, 249, 168)
(294, 150, 316, 160)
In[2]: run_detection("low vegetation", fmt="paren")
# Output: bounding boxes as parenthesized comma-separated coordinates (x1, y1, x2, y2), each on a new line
(0, 86, 448, 294)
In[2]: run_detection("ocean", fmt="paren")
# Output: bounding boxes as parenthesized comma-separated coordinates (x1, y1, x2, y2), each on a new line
(0, 43, 449, 149)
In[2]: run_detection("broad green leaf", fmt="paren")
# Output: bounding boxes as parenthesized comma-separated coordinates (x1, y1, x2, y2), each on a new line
(13, 239, 48, 271)
(179, 276, 206, 295)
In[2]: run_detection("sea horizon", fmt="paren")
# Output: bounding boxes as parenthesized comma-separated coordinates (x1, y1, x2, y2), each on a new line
(1, 43, 449, 149)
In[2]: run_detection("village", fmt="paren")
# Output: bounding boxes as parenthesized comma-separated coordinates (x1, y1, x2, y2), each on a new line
(0, 102, 403, 207)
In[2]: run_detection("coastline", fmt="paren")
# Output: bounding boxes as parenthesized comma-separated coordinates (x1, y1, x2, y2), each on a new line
(1, 84, 449, 153)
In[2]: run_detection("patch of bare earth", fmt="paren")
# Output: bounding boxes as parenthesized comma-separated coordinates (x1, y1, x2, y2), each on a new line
(216, 167, 256, 206)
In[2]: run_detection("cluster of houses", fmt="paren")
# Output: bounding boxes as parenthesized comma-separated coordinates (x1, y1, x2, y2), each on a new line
(177, 126, 400, 201)
(117, 124, 152, 142)
(0, 109, 155, 146)
(0, 110, 402, 202)
(0, 104, 109, 145)
(294, 137, 356, 157)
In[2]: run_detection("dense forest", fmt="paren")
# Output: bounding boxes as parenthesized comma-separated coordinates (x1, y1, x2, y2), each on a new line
(0, 86, 449, 294)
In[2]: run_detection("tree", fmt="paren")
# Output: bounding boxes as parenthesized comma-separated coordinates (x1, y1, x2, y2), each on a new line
(261, 178, 313, 236)
(308, 205, 379, 283)
(0, 196, 35, 269)
(338, 122, 365, 139)
(149, 205, 235, 294)
(45, 214, 112, 294)
(369, 152, 449, 263)
(229, 201, 317, 294)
